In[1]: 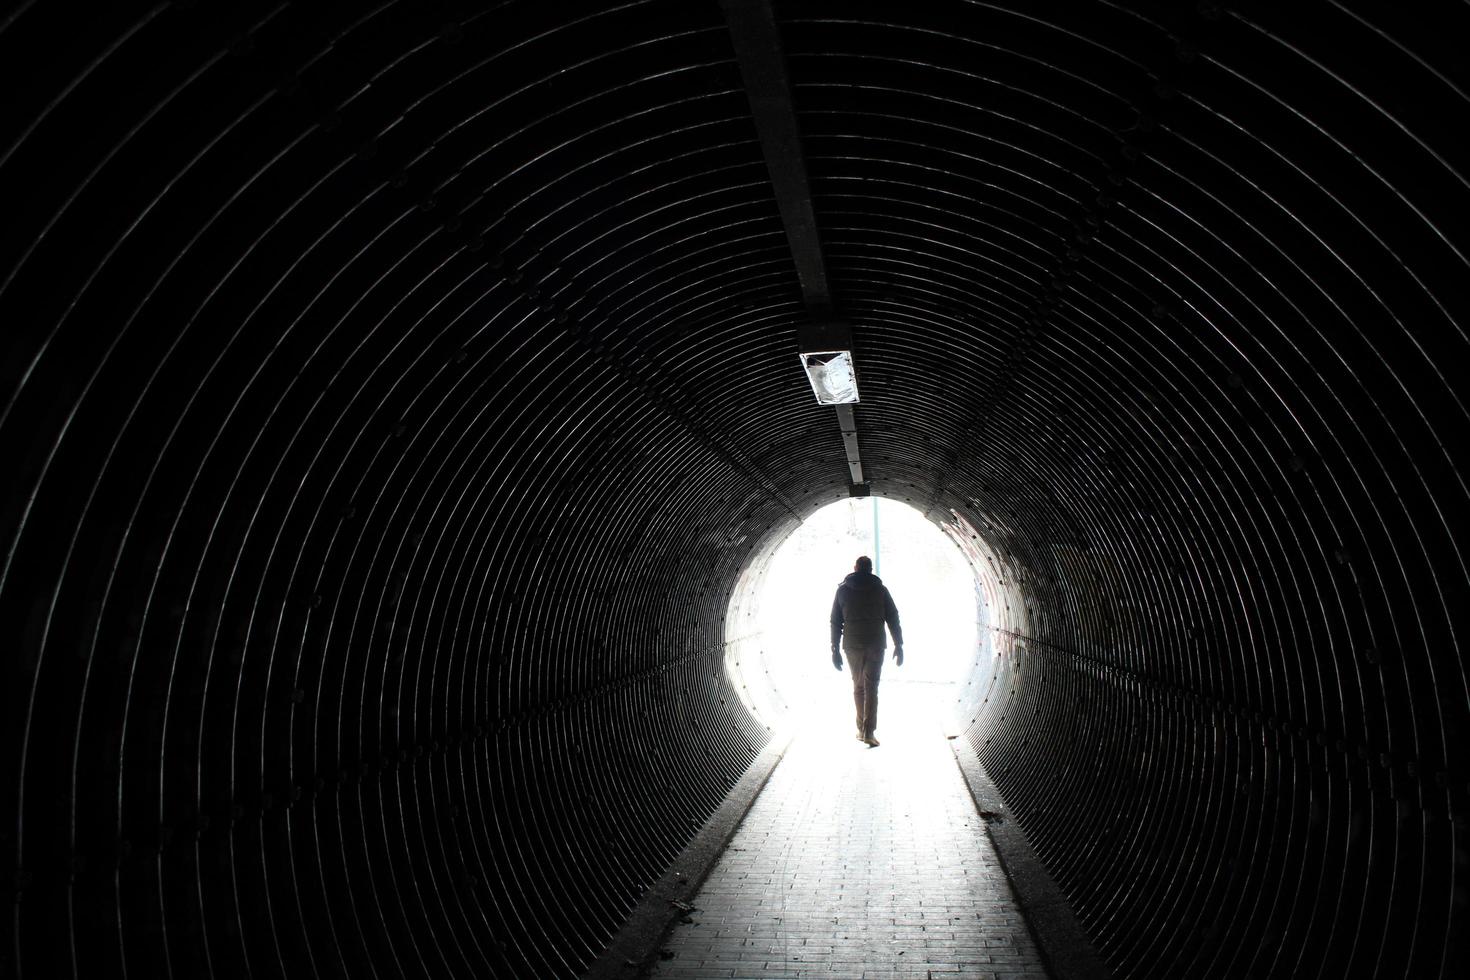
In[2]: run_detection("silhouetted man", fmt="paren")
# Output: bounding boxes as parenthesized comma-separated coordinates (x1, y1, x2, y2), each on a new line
(830, 555, 903, 747)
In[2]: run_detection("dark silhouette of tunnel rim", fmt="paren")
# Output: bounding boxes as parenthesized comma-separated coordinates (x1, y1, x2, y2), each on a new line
(0, 2, 1465, 979)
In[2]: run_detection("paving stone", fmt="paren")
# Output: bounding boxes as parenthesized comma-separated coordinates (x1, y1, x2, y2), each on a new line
(650, 685, 1049, 979)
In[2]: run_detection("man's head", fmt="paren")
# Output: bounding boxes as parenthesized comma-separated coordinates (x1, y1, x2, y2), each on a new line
(854, 555, 873, 574)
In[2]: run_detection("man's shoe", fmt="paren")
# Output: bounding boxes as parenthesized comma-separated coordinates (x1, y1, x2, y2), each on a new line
(862, 734, 880, 747)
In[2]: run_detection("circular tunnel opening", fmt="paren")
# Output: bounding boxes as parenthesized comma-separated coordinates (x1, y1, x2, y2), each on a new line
(724, 496, 1004, 736)
(3, 2, 1468, 977)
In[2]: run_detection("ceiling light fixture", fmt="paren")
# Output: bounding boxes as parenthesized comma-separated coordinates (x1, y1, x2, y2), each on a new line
(799, 350, 859, 404)
(798, 320, 859, 405)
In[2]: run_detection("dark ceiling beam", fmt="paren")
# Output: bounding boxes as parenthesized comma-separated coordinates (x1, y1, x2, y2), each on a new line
(721, 0, 866, 488)
(720, 0, 831, 318)
(835, 403, 863, 485)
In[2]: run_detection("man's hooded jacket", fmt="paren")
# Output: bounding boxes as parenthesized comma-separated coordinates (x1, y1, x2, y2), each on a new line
(830, 570, 903, 652)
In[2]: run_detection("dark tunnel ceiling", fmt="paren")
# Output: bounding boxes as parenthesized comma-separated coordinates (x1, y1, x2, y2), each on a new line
(2, 1, 1467, 977)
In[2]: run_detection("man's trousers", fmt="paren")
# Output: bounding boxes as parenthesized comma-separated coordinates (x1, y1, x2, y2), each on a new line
(846, 645, 885, 737)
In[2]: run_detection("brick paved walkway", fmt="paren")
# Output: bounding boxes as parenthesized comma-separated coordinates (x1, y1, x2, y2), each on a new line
(650, 683, 1050, 979)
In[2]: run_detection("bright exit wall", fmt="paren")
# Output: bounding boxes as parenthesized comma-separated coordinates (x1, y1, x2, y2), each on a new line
(725, 497, 983, 730)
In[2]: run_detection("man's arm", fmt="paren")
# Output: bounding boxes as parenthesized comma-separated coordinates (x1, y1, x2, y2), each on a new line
(884, 588, 904, 664)
(830, 591, 845, 669)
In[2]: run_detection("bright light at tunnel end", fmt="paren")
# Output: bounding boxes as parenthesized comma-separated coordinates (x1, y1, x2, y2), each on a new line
(724, 497, 999, 743)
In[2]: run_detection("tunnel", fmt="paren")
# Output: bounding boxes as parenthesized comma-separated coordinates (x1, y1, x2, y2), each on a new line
(1, 1, 1467, 977)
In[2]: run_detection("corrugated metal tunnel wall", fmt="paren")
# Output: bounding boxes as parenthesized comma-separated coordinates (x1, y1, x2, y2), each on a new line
(1, 1, 1466, 977)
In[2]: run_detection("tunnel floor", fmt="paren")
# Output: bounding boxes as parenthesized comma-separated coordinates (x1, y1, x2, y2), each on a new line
(649, 683, 1048, 980)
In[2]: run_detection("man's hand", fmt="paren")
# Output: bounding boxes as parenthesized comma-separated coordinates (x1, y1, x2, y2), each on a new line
(893, 645, 904, 667)
(831, 649, 843, 671)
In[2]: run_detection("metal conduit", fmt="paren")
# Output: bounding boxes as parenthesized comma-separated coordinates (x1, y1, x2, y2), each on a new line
(1, 2, 1466, 978)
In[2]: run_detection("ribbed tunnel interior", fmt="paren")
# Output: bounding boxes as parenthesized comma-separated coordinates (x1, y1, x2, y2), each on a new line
(3, 2, 1467, 977)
